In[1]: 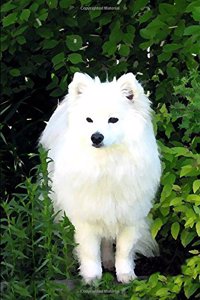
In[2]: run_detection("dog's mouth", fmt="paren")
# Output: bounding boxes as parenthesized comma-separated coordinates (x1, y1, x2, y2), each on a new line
(92, 143, 104, 148)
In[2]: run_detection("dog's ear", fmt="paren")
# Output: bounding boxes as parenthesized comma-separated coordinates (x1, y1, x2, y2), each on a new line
(68, 73, 93, 96)
(117, 73, 143, 101)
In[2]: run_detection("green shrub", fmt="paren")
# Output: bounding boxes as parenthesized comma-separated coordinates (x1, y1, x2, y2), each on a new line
(1, 0, 200, 299)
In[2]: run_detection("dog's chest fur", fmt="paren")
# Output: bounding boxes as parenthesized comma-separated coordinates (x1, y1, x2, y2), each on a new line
(52, 143, 157, 231)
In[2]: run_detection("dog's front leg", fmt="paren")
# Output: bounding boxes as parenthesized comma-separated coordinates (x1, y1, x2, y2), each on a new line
(115, 226, 140, 283)
(75, 223, 102, 284)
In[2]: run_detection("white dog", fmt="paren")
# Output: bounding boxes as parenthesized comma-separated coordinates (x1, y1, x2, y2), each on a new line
(40, 73, 161, 284)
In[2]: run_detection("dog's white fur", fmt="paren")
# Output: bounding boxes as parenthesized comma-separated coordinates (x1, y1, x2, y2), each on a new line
(39, 73, 161, 284)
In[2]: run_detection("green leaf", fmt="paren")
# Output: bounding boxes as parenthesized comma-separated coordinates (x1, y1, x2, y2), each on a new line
(68, 53, 83, 64)
(148, 273, 159, 285)
(89, 10, 101, 19)
(162, 172, 176, 185)
(102, 40, 117, 56)
(12, 25, 28, 37)
(46, 75, 59, 90)
(60, 0, 75, 8)
(16, 36, 26, 45)
(38, 27, 54, 38)
(52, 52, 65, 66)
(122, 33, 134, 44)
(140, 19, 167, 40)
(161, 183, 172, 201)
(186, 0, 200, 13)
(99, 15, 113, 26)
(172, 147, 190, 157)
(38, 9, 48, 21)
(191, 7, 200, 21)
(42, 40, 59, 49)
(172, 185, 181, 192)
(163, 44, 182, 52)
(132, 0, 148, 15)
(70, 66, 80, 73)
(1, 2, 16, 12)
(140, 40, 153, 50)
(30, 3, 39, 12)
(46, 0, 58, 8)
(54, 62, 65, 71)
(59, 74, 68, 91)
(139, 10, 153, 24)
(196, 221, 200, 237)
(184, 282, 200, 299)
(158, 52, 172, 63)
(2, 12, 18, 27)
(127, 25, 135, 35)
(123, 25, 135, 44)
(174, 20, 185, 37)
(110, 20, 123, 43)
(9, 69, 21, 77)
(170, 197, 183, 206)
(167, 66, 179, 78)
(156, 288, 169, 297)
(66, 35, 83, 51)
(185, 217, 195, 229)
(159, 3, 176, 15)
(181, 230, 196, 247)
(119, 45, 130, 56)
(20, 9, 31, 21)
(151, 218, 163, 239)
(186, 194, 200, 204)
(193, 179, 200, 193)
(180, 165, 193, 177)
(194, 206, 200, 214)
(50, 88, 64, 97)
(171, 222, 180, 240)
(184, 25, 200, 36)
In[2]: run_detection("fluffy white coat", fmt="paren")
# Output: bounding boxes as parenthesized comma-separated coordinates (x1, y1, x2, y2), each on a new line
(39, 73, 161, 284)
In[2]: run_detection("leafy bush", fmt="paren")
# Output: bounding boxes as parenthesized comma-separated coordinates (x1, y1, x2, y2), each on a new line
(145, 71, 200, 300)
(1, 0, 200, 299)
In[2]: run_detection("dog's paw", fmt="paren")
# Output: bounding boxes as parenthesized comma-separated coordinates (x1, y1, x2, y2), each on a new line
(80, 263, 102, 285)
(83, 273, 102, 285)
(117, 271, 137, 284)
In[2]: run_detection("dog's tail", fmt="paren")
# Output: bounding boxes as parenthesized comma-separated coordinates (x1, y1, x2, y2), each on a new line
(135, 219, 159, 257)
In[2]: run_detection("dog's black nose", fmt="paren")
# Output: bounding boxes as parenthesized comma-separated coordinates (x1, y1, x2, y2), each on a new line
(91, 132, 104, 146)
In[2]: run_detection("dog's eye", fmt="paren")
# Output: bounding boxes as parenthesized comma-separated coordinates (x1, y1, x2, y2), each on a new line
(86, 117, 93, 123)
(126, 93, 133, 101)
(108, 117, 119, 124)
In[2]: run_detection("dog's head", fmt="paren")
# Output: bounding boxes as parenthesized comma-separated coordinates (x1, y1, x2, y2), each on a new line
(66, 72, 151, 149)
